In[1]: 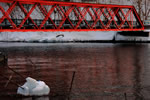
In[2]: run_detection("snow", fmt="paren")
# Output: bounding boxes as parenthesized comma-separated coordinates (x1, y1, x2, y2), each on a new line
(17, 77, 50, 96)
(144, 29, 150, 32)
(0, 31, 116, 42)
(0, 31, 149, 42)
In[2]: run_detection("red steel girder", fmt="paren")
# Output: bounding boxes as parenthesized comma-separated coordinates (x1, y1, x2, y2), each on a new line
(18, 3, 38, 28)
(58, 6, 75, 29)
(0, 0, 144, 32)
(38, 4, 57, 29)
(39, 5, 57, 29)
(76, 7, 91, 29)
(0, 0, 134, 8)
(105, 8, 119, 29)
(119, 8, 132, 28)
(74, 7, 88, 29)
(0, 6, 17, 28)
(0, 1, 17, 24)
(92, 8, 105, 29)
(0, 1, 17, 28)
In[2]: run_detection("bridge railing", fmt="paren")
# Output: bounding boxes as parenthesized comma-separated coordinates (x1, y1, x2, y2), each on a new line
(0, 19, 141, 29)
(0, 0, 144, 32)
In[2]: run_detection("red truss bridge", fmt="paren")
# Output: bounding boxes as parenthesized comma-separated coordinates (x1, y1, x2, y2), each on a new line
(0, 0, 144, 32)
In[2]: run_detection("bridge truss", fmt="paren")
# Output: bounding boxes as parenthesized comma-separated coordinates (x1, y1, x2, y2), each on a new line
(0, 0, 144, 32)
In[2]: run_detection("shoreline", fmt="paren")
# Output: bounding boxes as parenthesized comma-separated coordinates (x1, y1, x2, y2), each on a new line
(1, 40, 150, 43)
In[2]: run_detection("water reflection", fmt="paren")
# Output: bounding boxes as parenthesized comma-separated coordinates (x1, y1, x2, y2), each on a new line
(0, 43, 149, 100)
(22, 96, 49, 100)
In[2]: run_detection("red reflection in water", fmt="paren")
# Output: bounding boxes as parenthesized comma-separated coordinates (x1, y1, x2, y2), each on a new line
(0, 43, 148, 100)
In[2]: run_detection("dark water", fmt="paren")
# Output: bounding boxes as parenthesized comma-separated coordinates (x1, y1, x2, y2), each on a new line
(0, 43, 150, 100)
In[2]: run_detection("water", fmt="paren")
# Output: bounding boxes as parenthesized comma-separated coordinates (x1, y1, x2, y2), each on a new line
(0, 43, 150, 100)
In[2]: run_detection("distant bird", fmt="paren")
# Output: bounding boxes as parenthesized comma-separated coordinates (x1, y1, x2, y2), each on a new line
(56, 34, 64, 38)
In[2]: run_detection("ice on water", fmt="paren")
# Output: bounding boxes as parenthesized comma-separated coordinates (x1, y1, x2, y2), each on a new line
(17, 77, 50, 96)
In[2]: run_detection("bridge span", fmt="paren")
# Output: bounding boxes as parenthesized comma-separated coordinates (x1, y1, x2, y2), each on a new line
(0, 0, 144, 32)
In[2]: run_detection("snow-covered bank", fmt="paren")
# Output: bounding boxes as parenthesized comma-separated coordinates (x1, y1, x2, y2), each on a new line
(144, 29, 150, 32)
(0, 31, 116, 42)
(0, 31, 149, 42)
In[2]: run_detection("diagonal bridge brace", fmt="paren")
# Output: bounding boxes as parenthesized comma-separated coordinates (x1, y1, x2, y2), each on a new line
(18, 3, 38, 29)
(91, 8, 105, 29)
(38, 4, 57, 29)
(39, 5, 57, 29)
(18, 3, 38, 28)
(119, 8, 132, 29)
(58, 6, 75, 29)
(0, 1, 17, 24)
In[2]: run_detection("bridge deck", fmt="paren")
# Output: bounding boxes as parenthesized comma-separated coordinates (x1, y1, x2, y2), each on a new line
(0, 0, 144, 32)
